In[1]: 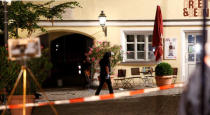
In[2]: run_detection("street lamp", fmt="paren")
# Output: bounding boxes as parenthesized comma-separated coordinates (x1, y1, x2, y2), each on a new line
(98, 11, 107, 37)
(2, 0, 11, 45)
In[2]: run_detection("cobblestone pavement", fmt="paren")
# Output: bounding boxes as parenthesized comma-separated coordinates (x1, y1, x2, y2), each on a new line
(33, 95, 181, 115)
(0, 85, 183, 115)
(32, 85, 183, 115)
(36, 85, 183, 102)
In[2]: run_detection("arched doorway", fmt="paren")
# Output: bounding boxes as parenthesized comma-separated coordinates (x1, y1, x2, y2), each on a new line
(43, 33, 93, 87)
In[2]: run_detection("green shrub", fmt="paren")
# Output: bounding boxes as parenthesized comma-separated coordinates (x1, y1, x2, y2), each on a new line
(0, 46, 52, 95)
(155, 62, 173, 76)
(0, 47, 20, 93)
(87, 41, 122, 76)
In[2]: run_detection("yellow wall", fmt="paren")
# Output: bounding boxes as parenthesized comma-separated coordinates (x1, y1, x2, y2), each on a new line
(17, 0, 210, 84)
(25, 25, 192, 82)
(35, 0, 207, 20)
(22, 23, 205, 83)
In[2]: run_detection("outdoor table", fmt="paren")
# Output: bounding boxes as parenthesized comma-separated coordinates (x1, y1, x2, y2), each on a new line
(140, 71, 155, 87)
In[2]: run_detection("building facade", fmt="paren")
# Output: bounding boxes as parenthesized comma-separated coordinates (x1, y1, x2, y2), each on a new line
(19, 0, 209, 86)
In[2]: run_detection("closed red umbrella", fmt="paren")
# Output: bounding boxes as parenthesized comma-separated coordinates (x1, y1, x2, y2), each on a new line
(152, 5, 163, 61)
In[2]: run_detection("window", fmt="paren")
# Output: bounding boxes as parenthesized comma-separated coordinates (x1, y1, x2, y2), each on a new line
(187, 33, 202, 63)
(125, 34, 155, 61)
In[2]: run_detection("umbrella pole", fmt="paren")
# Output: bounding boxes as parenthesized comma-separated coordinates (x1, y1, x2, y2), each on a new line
(201, 0, 207, 114)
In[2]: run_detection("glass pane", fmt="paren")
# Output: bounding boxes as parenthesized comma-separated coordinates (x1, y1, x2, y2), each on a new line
(137, 52, 144, 59)
(148, 51, 155, 60)
(188, 35, 194, 43)
(127, 52, 134, 59)
(196, 53, 201, 62)
(137, 44, 144, 51)
(127, 35, 134, 42)
(195, 43, 202, 54)
(127, 44, 134, 51)
(188, 54, 194, 62)
(137, 35, 144, 42)
(148, 35, 153, 42)
(188, 45, 195, 53)
(196, 35, 202, 44)
(148, 44, 155, 51)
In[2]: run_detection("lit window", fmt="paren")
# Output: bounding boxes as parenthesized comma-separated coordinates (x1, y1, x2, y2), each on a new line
(125, 34, 155, 61)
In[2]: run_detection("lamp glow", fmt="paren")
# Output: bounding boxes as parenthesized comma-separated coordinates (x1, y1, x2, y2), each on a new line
(98, 11, 107, 36)
(99, 11, 106, 26)
(195, 44, 201, 53)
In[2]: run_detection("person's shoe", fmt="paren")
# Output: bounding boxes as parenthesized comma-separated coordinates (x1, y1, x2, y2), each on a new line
(34, 92, 42, 99)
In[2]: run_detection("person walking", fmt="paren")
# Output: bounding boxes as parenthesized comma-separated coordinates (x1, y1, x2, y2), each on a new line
(95, 52, 114, 95)
(179, 42, 210, 115)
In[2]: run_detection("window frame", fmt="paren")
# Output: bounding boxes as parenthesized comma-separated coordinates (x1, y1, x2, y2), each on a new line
(124, 32, 154, 62)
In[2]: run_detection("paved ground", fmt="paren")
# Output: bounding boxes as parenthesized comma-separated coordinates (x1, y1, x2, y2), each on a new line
(32, 85, 183, 115)
(0, 85, 184, 115)
(33, 95, 181, 115)
(35, 85, 183, 101)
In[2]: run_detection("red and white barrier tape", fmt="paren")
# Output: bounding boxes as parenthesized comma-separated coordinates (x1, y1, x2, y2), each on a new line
(0, 83, 184, 110)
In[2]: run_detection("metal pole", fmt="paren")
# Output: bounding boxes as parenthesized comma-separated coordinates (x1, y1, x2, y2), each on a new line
(201, 0, 207, 114)
(3, 1, 8, 45)
(23, 66, 26, 115)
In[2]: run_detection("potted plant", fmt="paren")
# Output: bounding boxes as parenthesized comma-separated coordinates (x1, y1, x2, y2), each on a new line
(155, 62, 173, 86)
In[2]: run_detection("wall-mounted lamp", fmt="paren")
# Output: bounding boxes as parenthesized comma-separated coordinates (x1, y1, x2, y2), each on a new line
(98, 11, 107, 37)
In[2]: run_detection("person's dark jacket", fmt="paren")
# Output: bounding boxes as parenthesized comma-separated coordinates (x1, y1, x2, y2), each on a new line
(179, 65, 210, 115)
(99, 58, 111, 79)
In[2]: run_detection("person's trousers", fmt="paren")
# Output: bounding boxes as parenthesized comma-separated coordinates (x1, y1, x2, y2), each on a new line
(95, 78, 114, 95)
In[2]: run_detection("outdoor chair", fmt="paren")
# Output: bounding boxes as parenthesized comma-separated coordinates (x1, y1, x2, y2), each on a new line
(113, 69, 134, 88)
(113, 69, 126, 88)
(141, 67, 155, 87)
(129, 68, 143, 86)
(172, 68, 178, 84)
